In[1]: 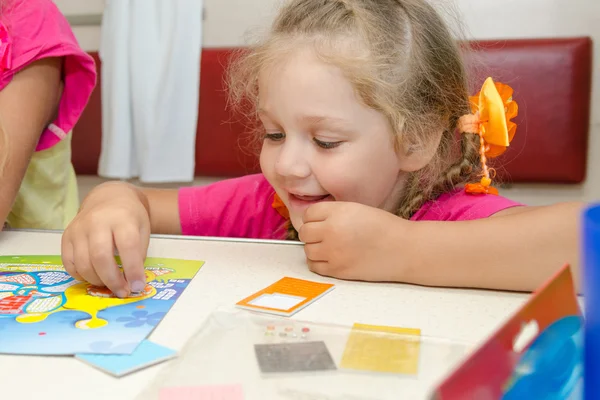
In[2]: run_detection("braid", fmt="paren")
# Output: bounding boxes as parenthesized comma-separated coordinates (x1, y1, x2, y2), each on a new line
(395, 173, 424, 219)
(396, 127, 481, 220)
(438, 131, 481, 191)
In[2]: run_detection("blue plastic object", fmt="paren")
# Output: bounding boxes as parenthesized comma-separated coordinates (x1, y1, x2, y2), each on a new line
(583, 204, 600, 399)
(502, 315, 583, 399)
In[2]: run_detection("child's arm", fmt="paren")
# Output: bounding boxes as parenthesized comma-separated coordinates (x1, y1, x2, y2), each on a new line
(0, 58, 62, 226)
(78, 182, 182, 235)
(403, 202, 583, 292)
(299, 201, 583, 293)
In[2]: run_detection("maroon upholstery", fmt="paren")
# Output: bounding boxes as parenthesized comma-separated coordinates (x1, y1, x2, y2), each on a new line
(71, 52, 102, 177)
(464, 37, 592, 183)
(194, 49, 259, 177)
(72, 37, 593, 183)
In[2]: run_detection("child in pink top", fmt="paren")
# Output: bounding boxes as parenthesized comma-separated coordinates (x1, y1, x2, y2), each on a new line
(0, 0, 96, 229)
(61, 0, 581, 299)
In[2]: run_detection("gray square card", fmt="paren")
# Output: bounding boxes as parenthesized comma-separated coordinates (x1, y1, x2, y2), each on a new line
(254, 341, 337, 373)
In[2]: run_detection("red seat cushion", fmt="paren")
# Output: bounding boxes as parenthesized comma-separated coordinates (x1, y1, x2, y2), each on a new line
(72, 37, 592, 183)
(464, 38, 592, 183)
(194, 49, 260, 177)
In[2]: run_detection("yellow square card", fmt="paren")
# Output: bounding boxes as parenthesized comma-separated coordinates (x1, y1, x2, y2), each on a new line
(340, 323, 421, 375)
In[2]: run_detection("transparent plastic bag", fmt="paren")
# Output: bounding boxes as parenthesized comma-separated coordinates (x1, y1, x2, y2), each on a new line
(139, 308, 472, 399)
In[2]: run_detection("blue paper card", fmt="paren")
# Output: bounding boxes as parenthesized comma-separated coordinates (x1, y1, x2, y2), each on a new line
(76, 340, 177, 377)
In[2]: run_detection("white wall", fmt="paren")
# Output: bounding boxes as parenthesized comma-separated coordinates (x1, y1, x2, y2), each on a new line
(53, 0, 104, 14)
(53, 0, 599, 206)
(52, 0, 103, 51)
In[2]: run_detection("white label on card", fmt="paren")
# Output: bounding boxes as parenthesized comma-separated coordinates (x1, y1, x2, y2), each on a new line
(248, 292, 306, 310)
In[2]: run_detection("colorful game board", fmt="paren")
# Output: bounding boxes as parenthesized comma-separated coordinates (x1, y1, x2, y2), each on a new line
(0, 255, 203, 355)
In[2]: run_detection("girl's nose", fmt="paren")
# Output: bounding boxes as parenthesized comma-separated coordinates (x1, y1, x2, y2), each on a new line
(274, 140, 311, 179)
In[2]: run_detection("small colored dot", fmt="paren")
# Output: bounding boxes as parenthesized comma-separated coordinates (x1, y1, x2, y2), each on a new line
(136, 305, 145, 309)
(302, 327, 310, 333)
(266, 325, 275, 331)
(279, 332, 287, 337)
(285, 326, 293, 332)
(39, 332, 46, 336)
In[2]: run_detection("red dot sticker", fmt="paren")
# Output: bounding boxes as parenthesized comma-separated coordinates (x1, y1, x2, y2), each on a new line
(302, 327, 310, 333)
(39, 332, 46, 336)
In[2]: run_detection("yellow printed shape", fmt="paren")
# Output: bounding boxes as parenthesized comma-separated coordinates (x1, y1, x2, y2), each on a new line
(340, 323, 421, 375)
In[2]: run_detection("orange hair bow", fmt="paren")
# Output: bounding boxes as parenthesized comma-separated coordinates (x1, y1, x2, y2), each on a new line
(458, 77, 518, 195)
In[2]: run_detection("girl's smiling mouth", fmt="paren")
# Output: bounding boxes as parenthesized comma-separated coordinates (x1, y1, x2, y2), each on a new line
(287, 193, 333, 209)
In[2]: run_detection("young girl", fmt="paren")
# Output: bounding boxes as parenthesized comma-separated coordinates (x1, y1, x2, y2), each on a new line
(0, 0, 96, 230)
(61, 0, 582, 299)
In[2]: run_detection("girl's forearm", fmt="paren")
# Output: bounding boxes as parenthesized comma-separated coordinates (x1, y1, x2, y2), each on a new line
(80, 181, 181, 235)
(399, 202, 584, 292)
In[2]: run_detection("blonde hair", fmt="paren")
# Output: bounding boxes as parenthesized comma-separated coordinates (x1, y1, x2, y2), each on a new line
(228, 0, 481, 230)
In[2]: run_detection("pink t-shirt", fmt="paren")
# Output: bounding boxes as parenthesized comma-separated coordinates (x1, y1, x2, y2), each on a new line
(179, 174, 523, 240)
(0, 0, 96, 151)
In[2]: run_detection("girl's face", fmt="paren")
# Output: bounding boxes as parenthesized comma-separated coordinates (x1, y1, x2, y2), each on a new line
(258, 48, 409, 231)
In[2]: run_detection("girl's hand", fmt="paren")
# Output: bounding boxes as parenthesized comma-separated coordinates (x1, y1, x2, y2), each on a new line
(61, 182, 151, 298)
(299, 202, 408, 282)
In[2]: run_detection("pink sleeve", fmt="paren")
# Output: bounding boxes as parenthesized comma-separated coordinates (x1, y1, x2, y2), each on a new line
(178, 174, 288, 240)
(0, 0, 96, 151)
(412, 190, 524, 222)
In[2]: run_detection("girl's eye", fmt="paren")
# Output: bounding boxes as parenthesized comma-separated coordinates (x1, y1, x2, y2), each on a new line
(264, 133, 285, 141)
(314, 138, 342, 149)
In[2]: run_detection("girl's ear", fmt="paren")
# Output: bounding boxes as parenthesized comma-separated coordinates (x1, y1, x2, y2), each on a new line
(396, 129, 443, 172)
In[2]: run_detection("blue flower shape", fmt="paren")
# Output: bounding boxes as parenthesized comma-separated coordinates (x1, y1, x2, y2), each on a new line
(116, 310, 165, 328)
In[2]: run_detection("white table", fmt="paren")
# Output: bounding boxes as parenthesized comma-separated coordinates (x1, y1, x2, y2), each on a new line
(0, 230, 530, 400)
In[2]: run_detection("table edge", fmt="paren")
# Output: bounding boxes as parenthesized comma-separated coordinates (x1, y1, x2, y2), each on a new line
(4, 228, 303, 247)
